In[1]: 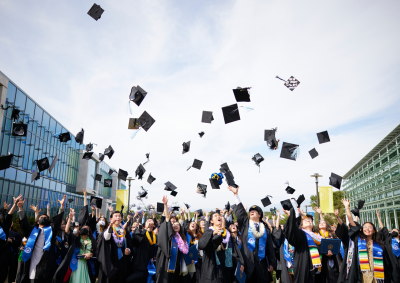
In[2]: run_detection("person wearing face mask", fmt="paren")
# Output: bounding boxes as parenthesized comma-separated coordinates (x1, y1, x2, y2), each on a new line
(228, 185, 276, 283)
(341, 199, 400, 283)
(16, 195, 66, 283)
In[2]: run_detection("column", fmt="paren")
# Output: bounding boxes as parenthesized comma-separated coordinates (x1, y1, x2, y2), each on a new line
(385, 209, 390, 228)
(0, 73, 9, 133)
(395, 209, 399, 229)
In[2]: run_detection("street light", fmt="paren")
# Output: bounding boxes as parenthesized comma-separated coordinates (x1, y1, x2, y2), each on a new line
(310, 173, 323, 207)
(127, 177, 135, 213)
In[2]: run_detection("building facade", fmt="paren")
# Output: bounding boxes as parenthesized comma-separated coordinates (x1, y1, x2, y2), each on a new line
(343, 124, 400, 229)
(0, 71, 123, 218)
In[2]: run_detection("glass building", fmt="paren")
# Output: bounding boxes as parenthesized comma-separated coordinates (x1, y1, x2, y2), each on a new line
(0, 71, 120, 218)
(343, 124, 400, 229)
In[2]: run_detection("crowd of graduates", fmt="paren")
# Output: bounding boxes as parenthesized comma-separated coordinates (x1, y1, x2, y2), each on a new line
(0, 186, 400, 283)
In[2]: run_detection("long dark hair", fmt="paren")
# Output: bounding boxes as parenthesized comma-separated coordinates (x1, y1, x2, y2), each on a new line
(172, 222, 186, 242)
(228, 224, 242, 244)
(187, 222, 202, 240)
(360, 222, 384, 246)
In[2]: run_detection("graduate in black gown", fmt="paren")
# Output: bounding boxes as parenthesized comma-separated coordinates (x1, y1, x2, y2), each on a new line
(227, 222, 245, 283)
(17, 195, 66, 283)
(0, 195, 22, 283)
(97, 208, 132, 283)
(228, 185, 276, 283)
(341, 198, 400, 283)
(334, 209, 351, 283)
(155, 195, 190, 283)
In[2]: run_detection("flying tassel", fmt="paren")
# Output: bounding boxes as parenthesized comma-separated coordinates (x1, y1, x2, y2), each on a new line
(290, 146, 300, 160)
(127, 101, 133, 115)
(276, 76, 286, 82)
(131, 128, 141, 139)
(230, 106, 254, 114)
(187, 166, 192, 171)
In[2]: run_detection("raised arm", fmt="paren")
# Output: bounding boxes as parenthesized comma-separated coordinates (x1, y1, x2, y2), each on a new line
(181, 208, 186, 221)
(163, 196, 170, 222)
(65, 208, 75, 235)
(314, 207, 323, 224)
(334, 209, 343, 225)
(47, 202, 51, 218)
(283, 208, 303, 247)
(376, 209, 384, 230)
(342, 198, 355, 227)
(83, 188, 88, 206)
(271, 214, 276, 228)
(275, 210, 281, 230)
(8, 195, 22, 215)
(30, 205, 41, 223)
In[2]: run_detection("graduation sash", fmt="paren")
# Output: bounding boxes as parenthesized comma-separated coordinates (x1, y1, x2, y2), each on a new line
(186, 232, 191, 246)
(22, 226, 53, 262)
(391, 238, 400, 257)
(0, 225, 6, 241)
(167, 236, 179, 273)
(70, 246, 81, 272)
(247, 223, 267, 261)
(147, 260, 156, 283)
(358, 236, 384, 281)
(283, 239, 294, 267)
(302, 229, 321, 270)
(340, 242, 345, 259)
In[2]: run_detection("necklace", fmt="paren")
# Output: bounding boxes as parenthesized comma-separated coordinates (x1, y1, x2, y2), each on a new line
(249, 220, 265, 239)
(111, 225, 125, 247)
(146, 230, 156, 245)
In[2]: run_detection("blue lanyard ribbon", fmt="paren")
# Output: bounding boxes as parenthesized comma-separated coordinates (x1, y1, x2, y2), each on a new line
(22, 226, 53, 262)
(147, 260, 156, 283)
(247, 224, 267, 261)
(69, 246, 81, 272)
(283, 239, 294, 266)
(0, 226, 6, 241)
(340, 242, 345, 258)
(392, 238, 400, 257)
(167, 236, 179, 272)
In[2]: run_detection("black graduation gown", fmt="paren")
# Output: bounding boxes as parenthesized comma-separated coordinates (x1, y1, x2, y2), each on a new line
(335, 223, 350, 283)
(378, 227, 400, 282)
(226, 235, 245, 283)
(16, 210, 64, 283)
(346, 223, 399, 283)
(0, 213, 14, 283)
(273, 227, 292, 283)
(8, 230, 23, 283)
(233, 203, 276, 283)
(97, 226, 133, 283)
(318, 238, 340, 283)
(284, 207, 316, 283)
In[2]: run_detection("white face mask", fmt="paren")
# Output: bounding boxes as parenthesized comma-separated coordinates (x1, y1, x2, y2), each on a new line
(99, 221, 105, 226)
(73, 229, 78, 235)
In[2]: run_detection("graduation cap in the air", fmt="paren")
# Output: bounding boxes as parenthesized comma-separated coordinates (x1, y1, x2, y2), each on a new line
(265, 128, 279, 150)
(351, 200, 365, 217)
(95, 174, 102, 181)
(170, 191, 178, 197)
(225, 202, 230, 211)
(252, 153, 264, 171)
(201, 111, 214, 123)
(104, 146, 114, 159)
(292, 194, 305, 208)
(87, 3, 104, 21)
(285, 182, 295, 194)
(172, 206, 180, 212)
(222, 104, 241, 124)
(104, 179, 112, 187)
(192, 159, 203, 170)
(195, 209, 204, 217)
(90, 196, 103, 209)
(209, 178, 219, 189)
(137, 111, 156, 132)
(280, 142, 300, 161)
(276, 76, 300, 91)
(147, 173, 156, 184)
(129, 85, 147, 107)
(329, 172, 342, 190)
(36, 157, 50, 172)
(233, 87, 251, 102)
(0, 154, 13, 170)
(31, 167, 41, 183)
(86, 143, 94, 152)
(128, 118, 140, 130)
(139, 187, 148, 198)
(108, 169, 115, 175)
(11, 107, 20, 121)
(118, 169, 128, 181)
(164, 181, 177, 192)
(99, 153, 105, 162)
(220, 163, 230, 174)
(281, 199, 293, 211)
(135, 164, 146, 180)
(182, 141, 190, 154)
(58, 132, 71, 143)
(75, 128, 84, 145)
(261, 195, 272, 207)
(270, 207, 277, 216)
(49, 154, 58, 173)
(82, 152, 93, 160)
(309, 148, 318, 159)
(12, 123, 27, 137)
(197, 183, 208, 196)
(143, 153, 150, 165)
(224, 171, 238, 188)
(317, 131, 330, 144)
(199, 131, 205, 138)
(184, 203, 190, 209)
(156, 202, 164, 213)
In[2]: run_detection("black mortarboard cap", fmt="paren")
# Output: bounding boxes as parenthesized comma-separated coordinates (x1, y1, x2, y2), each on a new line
(261, 195, 272, 207)
(49, 154, 58, 173)
(82, 152, 93, 160)
(135, 164, 146, 180)
(156, 202, 164, 213)
(184, 203, 190, 209)
(104, 146, 114, 159)
(209, 178, 220, 189)
(220, 162, 230, 172)
(11, 108, 20, 121)
(170, 191, 178, 197)
(182, 141, 190, 154)
(195, 209, 203, 217)
(329, 172, 342, 190)
(139, 191, 148, 198)
(147, 173, 156, 184)
(172, 206, 180, 211)
(285, 186, 295, 194)
(309, 148, 318, 159)
(129, 85, 147, 107)
(37, 157, 50, 172)
(138, 111, 155, 132)
(199, 131, 205, 138)
(225, 171, 237, 188)
(108, 169, 115, 175)
(292, 194, 305, 208)
(197, 183, 208, 196)
(58, 132, 71, 143)
(233, 87, 251, 102)
(280, 142, 300, 161)
(90, 196, 103, 209)
(201, 111, 214, 123)
(95, 174, 102, 181)
(99, 153, 104, 162)
(192, 159, 203, 170)
(31, 168, 40, 183)
(252, 153, 264, 166)
(86, 143, 94, 152)
(317, 131, 330, 144)
(87, 3, 104, 21)
(118, 169, 128, 181)
(280, 199, 293, 210)
(104, 179, 112, 187)
(12, 123, 27, 137)
(351, 207, 360, 217)
(0, 155, 13, 170)
(75, 128, 84, 145)
(225, 202, 230, 211)
(265, 128, 279, 150)
(276, 76, 300, 91)
(164, 181, 177, 191)
(222, 104, 241, 124)
(128, 118, 140, 129)
(357, 200, 365, 210)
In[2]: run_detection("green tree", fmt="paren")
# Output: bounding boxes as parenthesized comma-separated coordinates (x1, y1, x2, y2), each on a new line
(310, 191, 345, 225)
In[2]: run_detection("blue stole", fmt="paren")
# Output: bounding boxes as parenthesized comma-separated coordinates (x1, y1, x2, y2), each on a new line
(237, 236, 242, 250)
(167, 236, 179, 272)
(225, 240, 233, 267)
(93, 230, 97, 240)
(147, 260, 156, 283)
(392, 238, 400, 257)
(70, 246, 81, 272)
(22, 226, 53, 262)
(0, 226, 6, 241)
(340, 242, 345, 259)
(283, 239, 293, 266)
(247, 223, 267, 261)
(186, 232, 191, 246)
(56, 236, 62, 265)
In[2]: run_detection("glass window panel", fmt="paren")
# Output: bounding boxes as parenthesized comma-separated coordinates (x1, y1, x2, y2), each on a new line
(33, 187, 38, 198)
(56, 123, 61, 135)
(4, 167, 17, 181)
(1, 180, 8, 194)
(6, 82, 17, 102)
(15, 89, 27, 112)
(34, 177, 42, 188)
(28, 185, 33, 198)
(34, 105, 43, 124)
(42, 112, 50, 129)
(25, 98, 35, 119)
(42, 178, 49, 189)
(19, 185, 25, 197)
(14, 183, 20, 196)
(8, 182, 15, 196)
(49, 118, 56, 133)
(16, 170, 27, 183)
(18, 140, 25, 167)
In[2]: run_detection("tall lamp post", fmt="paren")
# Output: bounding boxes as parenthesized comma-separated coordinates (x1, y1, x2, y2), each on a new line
(127, 177, 135, 213)
(310, 173, 323, 207)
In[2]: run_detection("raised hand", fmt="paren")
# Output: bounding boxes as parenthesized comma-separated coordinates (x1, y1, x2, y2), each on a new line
(314, 207, 322, 214)
(162, 195, 168, 206)
(376, 209, 380, 217)
(82, 188, 86, 194)
(3, 201, 10, 210)
(47, 202, 50, 210)
(341, 198, 350, 208)
(334, 209, 339, 216)
(30, 204, 38, 212)
(13, 195, 23, 205)
(227, 185, 239, 195)
(194, 211, 199, 216)
(69, 208, 75, 218)
(59, 195, 66, 208)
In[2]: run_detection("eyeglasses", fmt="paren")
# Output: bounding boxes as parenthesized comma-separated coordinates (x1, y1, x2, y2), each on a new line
(363, 226, 374, 231)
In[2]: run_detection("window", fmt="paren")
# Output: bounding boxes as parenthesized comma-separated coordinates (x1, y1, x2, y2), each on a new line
(86, 159, 97, 190)
(15, 90, 27, 112)
(25, 98, 35, 119)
